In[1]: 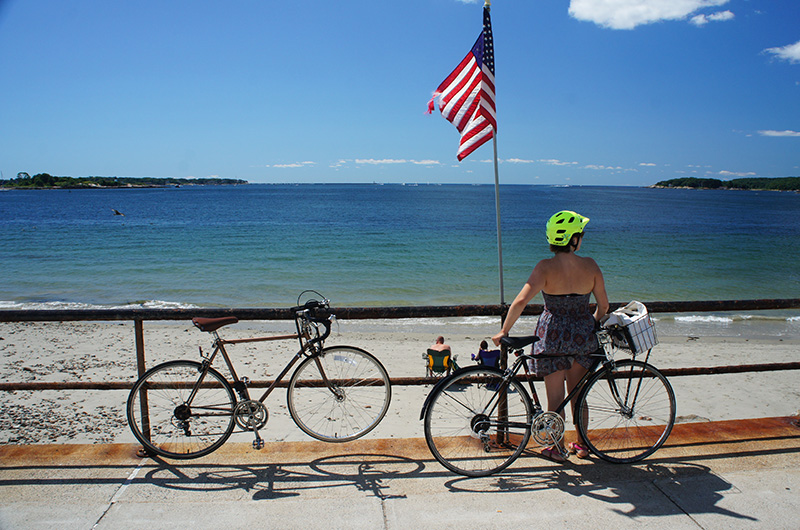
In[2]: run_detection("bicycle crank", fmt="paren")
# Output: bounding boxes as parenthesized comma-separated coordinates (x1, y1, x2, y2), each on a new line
(531, 411, 565, 447)
(234, 400, 269, 431)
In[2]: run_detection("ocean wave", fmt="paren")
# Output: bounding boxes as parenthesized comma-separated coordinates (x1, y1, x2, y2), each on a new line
(674, 315, 735, 324)
(655, 313, 798, 324)
(0, 300, 200, 311)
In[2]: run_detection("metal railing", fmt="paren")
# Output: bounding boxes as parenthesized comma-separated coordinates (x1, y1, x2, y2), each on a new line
(1, 298, 799, 392)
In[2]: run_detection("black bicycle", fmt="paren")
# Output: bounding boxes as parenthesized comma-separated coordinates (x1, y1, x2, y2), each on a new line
(420, 325, 675, 476)
(127, 292, 392, 459)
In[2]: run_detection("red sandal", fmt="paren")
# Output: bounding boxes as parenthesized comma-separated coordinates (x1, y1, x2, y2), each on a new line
(568, 442, 590, 459)
(541, 446, 566, 462)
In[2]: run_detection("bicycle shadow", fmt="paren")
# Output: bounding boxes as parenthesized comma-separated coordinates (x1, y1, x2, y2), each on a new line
(131, 436, 798, 520)
(442, 453, 757, 521)
(142, 452, 424, 501)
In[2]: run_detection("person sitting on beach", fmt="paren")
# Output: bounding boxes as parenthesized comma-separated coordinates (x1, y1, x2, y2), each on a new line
(429, 336, 451, 353)
(492, 210, 609, 463)
(472, 340, 501, 368)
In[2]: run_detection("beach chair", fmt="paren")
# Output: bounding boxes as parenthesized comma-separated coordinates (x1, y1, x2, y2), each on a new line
(476, 349, 501, 369)
(424, 348, 458, 378)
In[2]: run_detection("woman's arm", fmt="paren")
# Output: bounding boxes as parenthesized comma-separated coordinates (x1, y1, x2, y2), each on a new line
(492, 263, 545, 345)
(592, 265, 610, 321)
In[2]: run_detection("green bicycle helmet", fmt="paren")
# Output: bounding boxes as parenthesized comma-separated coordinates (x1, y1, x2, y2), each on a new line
(546, 210, 590, 246)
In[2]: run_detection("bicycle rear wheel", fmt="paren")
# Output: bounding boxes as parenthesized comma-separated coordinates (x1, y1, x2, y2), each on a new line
(287, 346, 391, 442)
(127, 360, 237, 459)
(423, 367, 533, 477)
(576, 359, 675, 463)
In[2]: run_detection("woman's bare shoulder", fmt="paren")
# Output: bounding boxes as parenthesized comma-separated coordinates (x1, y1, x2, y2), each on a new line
(534, 256, 558, 272)
(579, 255, 602, 270)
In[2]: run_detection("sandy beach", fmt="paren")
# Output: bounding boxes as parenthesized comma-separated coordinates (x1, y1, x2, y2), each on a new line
(1, 319, 798, 446)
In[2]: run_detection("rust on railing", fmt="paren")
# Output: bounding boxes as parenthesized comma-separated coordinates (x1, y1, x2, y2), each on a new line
(0, 299, 798, 394)
(1, 298, 798, 322)
(1, 362, 799, 393)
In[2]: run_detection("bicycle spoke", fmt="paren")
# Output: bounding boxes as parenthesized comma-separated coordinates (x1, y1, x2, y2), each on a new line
(424, 367, 532, 477)
(288, 346, 391, 442)
(127, 361, 236, 459)
(578, 360, 675, 463)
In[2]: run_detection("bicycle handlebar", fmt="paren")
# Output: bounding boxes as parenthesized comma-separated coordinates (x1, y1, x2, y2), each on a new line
(292, 298, 332, 347)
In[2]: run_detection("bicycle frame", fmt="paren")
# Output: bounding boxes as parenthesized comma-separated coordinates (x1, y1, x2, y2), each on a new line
(519, 329, 652, 413)
(185, 311, 340, 410)
(435, 329, 652, 446)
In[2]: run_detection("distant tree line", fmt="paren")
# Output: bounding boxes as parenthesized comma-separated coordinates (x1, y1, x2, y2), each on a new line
(1, 173, 248, 188)
(654, 176, 800, 191)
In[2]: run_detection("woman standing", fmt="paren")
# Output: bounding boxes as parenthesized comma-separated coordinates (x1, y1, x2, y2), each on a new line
(492, 210, 609, 462)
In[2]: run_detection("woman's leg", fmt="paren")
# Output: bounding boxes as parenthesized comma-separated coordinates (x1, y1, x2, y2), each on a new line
(543, 371, 567, 417)
(541, 370, 569, 461)
(565, 361, 590, 447)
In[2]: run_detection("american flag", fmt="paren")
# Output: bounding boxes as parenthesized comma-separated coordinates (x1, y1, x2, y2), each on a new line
(427, 6, 496, 161)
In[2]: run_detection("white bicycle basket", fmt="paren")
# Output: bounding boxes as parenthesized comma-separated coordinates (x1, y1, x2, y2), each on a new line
(602, 300, 658, 354)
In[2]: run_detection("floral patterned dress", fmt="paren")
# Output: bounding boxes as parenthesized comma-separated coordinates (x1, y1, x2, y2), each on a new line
(531, 293, 599, 377)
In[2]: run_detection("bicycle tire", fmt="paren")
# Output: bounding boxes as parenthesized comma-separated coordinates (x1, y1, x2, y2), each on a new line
(127, 360, 237, 459)
(423, 366, 533, 477)
(576, 359, 675, 463)
(287, 346, 391, 442)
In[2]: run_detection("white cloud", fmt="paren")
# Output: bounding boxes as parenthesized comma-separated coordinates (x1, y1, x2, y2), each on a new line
(718, 170, 756, 177)
(690, 10, 734, 26)
(270, 161, 316, 168)
(538, 159, 579, 166)
(763, 40, 800, 64)
(354, 159, 407, 165)
(506, 158, 537, 164)
(583, 164, 624, 170)
(758, 130, 800, 137)
(325, 158, 443, 167)
(639, 162, 657, 166)
(569, 0, 729, 30)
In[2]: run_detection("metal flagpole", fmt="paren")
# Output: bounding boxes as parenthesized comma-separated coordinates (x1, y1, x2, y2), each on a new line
(485, 0, 508, 444)
(486, 0, 504, 306)
(492, 134, 504, 306)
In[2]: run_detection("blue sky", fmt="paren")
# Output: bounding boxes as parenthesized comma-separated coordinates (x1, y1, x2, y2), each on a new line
(0, 0, 797, 186)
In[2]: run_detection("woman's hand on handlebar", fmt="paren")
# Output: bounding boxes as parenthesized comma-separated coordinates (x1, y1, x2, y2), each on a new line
(491, 331, 507, 347)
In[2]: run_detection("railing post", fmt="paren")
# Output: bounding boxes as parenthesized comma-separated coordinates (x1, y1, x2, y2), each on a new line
(497, 341, 509, 445)
(134, 319, 151, 442)
(497, 304, 510, 445)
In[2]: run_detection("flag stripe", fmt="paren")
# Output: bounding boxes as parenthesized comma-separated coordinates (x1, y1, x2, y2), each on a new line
(430, 6, 496, 161)
(440, 62, 480, 125)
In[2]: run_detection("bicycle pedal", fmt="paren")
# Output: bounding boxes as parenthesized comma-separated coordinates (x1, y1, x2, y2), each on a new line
(253, 437, 264, 450)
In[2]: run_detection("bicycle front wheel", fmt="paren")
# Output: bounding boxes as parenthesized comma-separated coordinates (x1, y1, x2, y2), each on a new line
(127, 360, 237, 459)
(287, 346, 391, 442)
(577, 360, 675, 463)
(424, 367, 533, 477)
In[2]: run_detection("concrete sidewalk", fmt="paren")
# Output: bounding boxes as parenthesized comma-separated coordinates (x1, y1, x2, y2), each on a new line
(1, 417, 799, 529)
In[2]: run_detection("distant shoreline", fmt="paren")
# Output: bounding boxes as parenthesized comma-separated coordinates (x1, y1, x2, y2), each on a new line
(652, 176, 800, 192)
(1, 183, 249, 190)
(0, 174, 248, 189)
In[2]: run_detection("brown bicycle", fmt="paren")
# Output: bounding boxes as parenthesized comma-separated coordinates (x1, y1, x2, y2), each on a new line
(127, 292, 392, 459)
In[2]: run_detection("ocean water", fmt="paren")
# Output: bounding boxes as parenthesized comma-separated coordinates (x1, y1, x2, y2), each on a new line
(2, 184, 799, 337)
